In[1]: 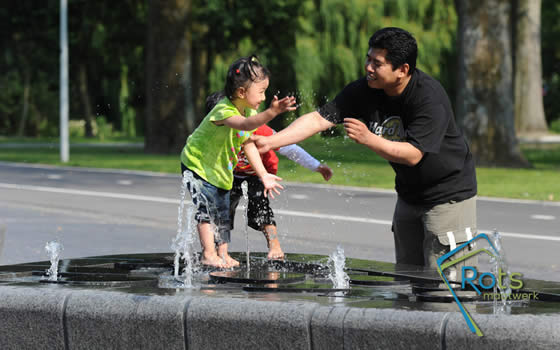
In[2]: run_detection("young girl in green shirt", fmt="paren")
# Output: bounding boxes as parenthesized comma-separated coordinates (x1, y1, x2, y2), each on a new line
(180, 55, 297, 268)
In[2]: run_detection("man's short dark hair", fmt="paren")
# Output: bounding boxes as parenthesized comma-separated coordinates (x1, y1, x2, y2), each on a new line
(368, 27, 417, 75)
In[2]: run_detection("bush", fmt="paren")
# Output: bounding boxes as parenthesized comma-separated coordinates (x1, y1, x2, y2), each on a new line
(69, 120, 98, 138)
(550, 119, 560, 134)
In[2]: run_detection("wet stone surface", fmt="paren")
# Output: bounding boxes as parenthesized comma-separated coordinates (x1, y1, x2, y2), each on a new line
(0, 252, 559, 315)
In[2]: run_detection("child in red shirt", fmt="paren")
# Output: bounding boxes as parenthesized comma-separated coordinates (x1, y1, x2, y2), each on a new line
(230, 124, 332, 259)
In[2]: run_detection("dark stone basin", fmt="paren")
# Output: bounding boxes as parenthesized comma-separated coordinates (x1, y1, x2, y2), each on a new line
(1, 252, 559, 315)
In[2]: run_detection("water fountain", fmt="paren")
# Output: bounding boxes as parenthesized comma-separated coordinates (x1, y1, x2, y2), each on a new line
(0, 248, 557, 307)
(490, 230, 513, 314)
(170, 170, 209, 288)
(44, 240, 63, 282)
(1, 248, 559, 349)
(327, 245, 350, 289)
(0, 222, 5, 263)
(241, 180, 250, 273)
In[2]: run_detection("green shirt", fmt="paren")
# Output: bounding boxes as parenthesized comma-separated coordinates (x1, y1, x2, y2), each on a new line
(180, 97, 256, 190)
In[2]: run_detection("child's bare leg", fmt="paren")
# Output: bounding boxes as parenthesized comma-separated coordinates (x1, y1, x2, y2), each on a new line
(262, 224, 284, 260)
(198, 223, 226, 268)
(216, 243, 240, 268)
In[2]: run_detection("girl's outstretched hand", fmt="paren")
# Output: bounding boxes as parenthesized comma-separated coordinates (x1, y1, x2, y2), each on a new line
(270, 95, 298, 115)
(261, 173, 284, 199)
(316, 164, 333, 181)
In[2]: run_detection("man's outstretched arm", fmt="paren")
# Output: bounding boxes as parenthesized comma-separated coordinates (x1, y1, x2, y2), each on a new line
(253, 111, 335, 153)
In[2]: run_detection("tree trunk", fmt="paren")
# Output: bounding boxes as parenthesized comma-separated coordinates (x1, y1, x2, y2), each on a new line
(455, 0, 530, 167)
(514, 0, 547, 134)
(17, 67, 31, 137)
(191, 37, 208, 124)
(145, 0, 193, 154)
(79, 63, 94, 138)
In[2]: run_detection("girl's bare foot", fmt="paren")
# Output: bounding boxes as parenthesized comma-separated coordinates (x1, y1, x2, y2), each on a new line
(267, 240, 284, 260)
(263, 225, 284, 260)
(223, 254, 240, 268)
(201, 251, 227, 268)
(216, 243, 240, 268)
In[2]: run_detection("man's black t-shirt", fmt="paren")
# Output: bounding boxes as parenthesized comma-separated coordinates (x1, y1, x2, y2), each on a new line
(317, 69, 477, 205)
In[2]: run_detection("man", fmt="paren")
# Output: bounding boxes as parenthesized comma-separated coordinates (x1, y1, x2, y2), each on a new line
(254, 27, 477, 271)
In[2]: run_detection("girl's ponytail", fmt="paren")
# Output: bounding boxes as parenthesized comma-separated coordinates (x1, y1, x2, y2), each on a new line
(205, 91, 226, 113)
(224, 55, 271, 100)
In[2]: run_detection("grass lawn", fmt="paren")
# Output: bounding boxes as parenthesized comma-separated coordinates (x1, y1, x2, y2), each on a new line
(278, 137, 560, 202)
(0, 135, 558, 202)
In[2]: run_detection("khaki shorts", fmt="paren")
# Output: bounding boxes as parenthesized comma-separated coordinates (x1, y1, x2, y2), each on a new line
(392, 196, 478, 280)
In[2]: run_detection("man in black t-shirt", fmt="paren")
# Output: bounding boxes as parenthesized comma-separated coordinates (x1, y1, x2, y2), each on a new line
(253, 27, 477, 273)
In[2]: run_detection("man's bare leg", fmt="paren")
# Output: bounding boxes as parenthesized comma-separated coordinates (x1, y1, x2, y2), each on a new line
(217, 243, 240, 268)
(198, 223, 226, 268)
(262, 224, 284, 260)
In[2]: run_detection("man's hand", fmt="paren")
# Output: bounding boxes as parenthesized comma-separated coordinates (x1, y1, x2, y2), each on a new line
(250, 134, 272, 153)
(343, 118, 373, 146)
(261, 173, 284, 199)
(344, 117, 424, 166)
(316, 164, 333, 181)
(269, 95, 298, 115)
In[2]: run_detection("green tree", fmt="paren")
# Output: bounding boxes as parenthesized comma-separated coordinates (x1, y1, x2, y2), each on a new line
(0, 2, 59, 137)
(292, 0, 457, 134)
(0, 2, 147, 139)
(145, 0, 193, 153)
(194, 0, 304, 131)
(68, 1, 147, 138)
(295, 0, 384, 115)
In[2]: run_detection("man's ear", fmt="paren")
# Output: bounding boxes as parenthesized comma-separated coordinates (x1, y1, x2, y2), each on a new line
(398, 63, 410, 77)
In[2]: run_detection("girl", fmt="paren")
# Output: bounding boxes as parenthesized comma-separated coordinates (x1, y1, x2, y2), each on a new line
(180, 55, 297, 268)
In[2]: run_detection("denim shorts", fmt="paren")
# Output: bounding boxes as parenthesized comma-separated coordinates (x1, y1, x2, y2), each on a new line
(181, 164, 231, 245)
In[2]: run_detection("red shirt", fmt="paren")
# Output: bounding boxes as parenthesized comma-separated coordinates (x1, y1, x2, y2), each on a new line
(234, 125, 279, 175)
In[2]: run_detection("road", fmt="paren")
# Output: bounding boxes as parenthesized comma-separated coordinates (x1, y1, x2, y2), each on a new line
(0, 161, 558, 281)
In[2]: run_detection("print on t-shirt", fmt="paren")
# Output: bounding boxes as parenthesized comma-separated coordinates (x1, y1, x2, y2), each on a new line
(368, 116, 405, 142)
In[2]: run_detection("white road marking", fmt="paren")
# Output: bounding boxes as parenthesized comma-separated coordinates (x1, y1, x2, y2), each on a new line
(2, 182, 559, 243)
(274, 208, 392, 226)
(495, 231, 560, 242)
(530, 214, 556, 221)
(47, 174, 62, 180)
(288, 194, 309, 200)
(117, 180, 133, 185)
(0, 183, 177, 204)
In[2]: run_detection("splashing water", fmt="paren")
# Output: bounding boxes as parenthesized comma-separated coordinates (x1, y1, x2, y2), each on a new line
(45, 241, 63, 281)
(490, 230, 512, 314)
(0, 221, 6, 261)
(241, 181, 250, 272)
(328, 245, 349, 289)
(171, 170, 203, 288)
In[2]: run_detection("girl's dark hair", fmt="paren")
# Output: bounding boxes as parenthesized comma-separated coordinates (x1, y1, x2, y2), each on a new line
(205, 91, 226, 113)
(224, 54, 271, 99)
(368, 27, 417, 75)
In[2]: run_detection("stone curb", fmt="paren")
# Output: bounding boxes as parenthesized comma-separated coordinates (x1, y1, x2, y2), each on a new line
(0, 286, 559, 349)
